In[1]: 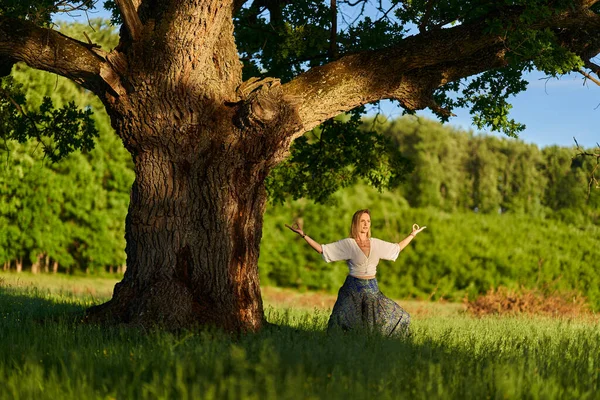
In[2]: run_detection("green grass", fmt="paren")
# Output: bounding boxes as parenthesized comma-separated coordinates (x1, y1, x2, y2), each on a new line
(1, 273, 599, 399)
(0, 271, 120, 298)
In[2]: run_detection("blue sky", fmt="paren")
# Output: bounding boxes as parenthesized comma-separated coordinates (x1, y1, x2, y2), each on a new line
(376, 70, 600, 149)
(55, 5, 599, 150)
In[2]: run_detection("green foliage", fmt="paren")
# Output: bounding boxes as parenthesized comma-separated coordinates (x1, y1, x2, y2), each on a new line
(438, 66, 529, 137)
(102, 0, 121, 25)
(1, 281, 600, 399)
(2, 2, 597, 202)
(234, 3, 412, 202)
(55, 18, 119, 51)
(337, 16, 406, 53)
(395, 0, 587, 136)
(235, 2, 332, 82)
(0, 132, 132, 272)
(31, 95, 97, 162)
(373, 116, 598, 219)
(396, 0, 577, 33)
(1, 0, 596, 165)
(0, 142, 72, 268)
(0, 17, 116, 163)
(507, 28, 584, 76)
(0, 74, 98, 163)
(0, 20, 132, 273)
(266, 110, 413, 204)
(232, 0, 595, 146)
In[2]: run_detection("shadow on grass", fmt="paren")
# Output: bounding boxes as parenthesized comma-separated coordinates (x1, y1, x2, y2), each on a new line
(0, 284, 438, 357)
(2, 288, 595, 399)
(0, 286, 90, 323)
(0, 286, 510, 372)
(0, 285, 437, 356)
(229, 310, 462, 389)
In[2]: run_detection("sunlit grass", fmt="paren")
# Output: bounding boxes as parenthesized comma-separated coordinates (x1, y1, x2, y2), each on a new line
(0, 271, 119, 299)
(1, 273, 599, 399)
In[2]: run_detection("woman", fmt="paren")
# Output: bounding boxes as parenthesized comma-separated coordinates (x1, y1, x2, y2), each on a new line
(286, 209, 426, 337)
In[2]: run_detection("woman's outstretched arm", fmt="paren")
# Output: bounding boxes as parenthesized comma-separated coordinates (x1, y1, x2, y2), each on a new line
(399, 224, 426, 251)
(285, 223, 323, 254)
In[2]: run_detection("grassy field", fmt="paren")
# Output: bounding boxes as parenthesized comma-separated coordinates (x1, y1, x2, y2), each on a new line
(1, 272, 599, 399)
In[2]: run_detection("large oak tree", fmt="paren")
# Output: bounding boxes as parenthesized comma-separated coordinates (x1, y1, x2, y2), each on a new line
(1, 0, 599, 332)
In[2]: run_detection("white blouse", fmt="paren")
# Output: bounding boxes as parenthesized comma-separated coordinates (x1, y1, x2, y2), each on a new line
(321, 238, 401, 277)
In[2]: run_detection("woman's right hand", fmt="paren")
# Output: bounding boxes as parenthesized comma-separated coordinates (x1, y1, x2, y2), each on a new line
(285, 222, 305, 237)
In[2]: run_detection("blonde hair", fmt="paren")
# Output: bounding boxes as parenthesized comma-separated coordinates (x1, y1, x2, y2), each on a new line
(350, 209, 371, 239)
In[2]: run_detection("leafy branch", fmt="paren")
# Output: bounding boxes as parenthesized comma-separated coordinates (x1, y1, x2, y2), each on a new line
(0, 76, 98, 162)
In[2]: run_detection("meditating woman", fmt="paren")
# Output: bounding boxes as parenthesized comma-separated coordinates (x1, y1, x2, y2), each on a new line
(286, 209, 425, 337)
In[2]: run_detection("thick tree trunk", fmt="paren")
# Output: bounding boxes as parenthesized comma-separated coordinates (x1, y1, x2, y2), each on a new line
(16, 258, 22, 273)
(31, 253, 43, 274)
(87, 140, 269, 331)
(52, 261, 58, 274)
(84, 1, 299, 332)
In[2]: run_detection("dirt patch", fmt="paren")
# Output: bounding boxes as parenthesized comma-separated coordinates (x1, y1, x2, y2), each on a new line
(262, 286, 337, 309)
(465, 286, 594, 319)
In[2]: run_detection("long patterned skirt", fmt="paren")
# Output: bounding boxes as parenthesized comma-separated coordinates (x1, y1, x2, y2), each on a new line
(327, 275, 410, 337)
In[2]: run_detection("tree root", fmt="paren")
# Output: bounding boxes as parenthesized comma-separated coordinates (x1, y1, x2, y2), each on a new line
(84, 279, 265, 333)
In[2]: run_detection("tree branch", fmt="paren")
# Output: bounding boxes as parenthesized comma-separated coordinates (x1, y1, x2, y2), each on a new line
(281, 19, 505, 136)
(233, 0, 250, 14)
(0, 16, 111, 95)
(419, 0, 438, 33)
(329, 0, 338, 60)
(583, 59, 600, 83)
(585, 59, 600, 73)
(115, 0, 143, 41)
(576, 0, 600, 8)
(579, 68, 600, 86)
(340, 0, 368, 7)
(281, 7, 600, 139)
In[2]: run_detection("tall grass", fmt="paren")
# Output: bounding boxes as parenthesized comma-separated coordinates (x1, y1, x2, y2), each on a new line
(1, 276, 598, 399)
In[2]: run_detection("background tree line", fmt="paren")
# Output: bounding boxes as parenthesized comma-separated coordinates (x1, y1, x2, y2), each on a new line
(370, 116, 600, 224)
(0, 20, 133, 275)
(1, 21, 598, 305)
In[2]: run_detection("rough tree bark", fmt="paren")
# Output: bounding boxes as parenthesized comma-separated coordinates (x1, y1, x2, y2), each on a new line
(1, 0, 599, 331)
(83, 1, 302, 332)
